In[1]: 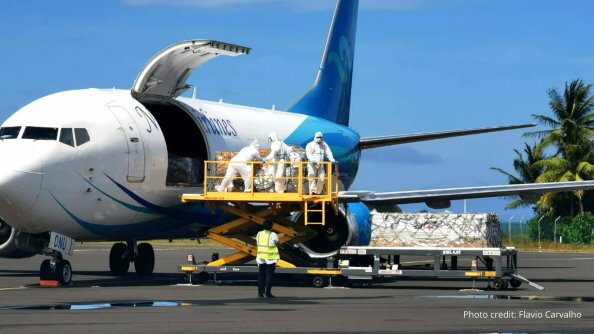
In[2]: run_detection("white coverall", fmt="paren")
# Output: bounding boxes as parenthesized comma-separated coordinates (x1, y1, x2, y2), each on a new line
(305, 140, 335, 194)
(265, 138, 291, 193)
(219, 144, 262, 192)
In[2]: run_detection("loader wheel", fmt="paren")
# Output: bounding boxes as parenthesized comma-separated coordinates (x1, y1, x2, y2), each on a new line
(312, 276, 326, 288)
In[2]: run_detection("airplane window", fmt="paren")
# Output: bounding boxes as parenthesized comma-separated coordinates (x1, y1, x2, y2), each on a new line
(74, 128, 90, 146)
(22, 127, 58, 140)
(59, 128, 74, 147)
(0, 126, 21, 139)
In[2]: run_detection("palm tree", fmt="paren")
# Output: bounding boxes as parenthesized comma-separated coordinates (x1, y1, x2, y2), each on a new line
(526, 79, 594, 155)
(532, 142, 594, 214)
(525, 79, 594, 214)
(491, 143, 544, 209)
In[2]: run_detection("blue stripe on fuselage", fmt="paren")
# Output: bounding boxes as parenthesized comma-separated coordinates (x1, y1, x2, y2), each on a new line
(49, 191, 215, 238)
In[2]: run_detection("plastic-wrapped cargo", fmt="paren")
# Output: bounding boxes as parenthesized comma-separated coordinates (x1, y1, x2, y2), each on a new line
(211, 146, 308, 192)
(370, 211, 501, 248)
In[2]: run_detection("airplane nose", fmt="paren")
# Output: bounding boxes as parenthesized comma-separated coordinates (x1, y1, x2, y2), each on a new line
(0, 141, 43, 215)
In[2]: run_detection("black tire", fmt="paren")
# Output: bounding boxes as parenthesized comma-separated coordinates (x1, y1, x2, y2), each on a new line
(109, 242, 130, 275)
(509, 278, 522, 288)
(56, 260, 72, 285)
(312, 276, 326, 288)
(493, 278, 507, 290)
(40, 259, 53, 280)
(134, 243, 155, 275)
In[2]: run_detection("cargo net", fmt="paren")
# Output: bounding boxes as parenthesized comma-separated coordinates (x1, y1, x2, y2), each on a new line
(370, 212, 501, 248)
(208, 145, 308, 193)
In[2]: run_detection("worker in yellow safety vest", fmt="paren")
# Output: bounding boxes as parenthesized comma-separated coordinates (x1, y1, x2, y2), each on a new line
(256, 220, 279, 298)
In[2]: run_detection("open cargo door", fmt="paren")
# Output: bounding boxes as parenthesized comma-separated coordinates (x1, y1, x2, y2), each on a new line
(131, 40, 250, 103)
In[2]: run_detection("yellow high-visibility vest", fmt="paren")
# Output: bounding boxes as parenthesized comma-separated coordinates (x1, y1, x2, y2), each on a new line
(256, 230, 279, 260)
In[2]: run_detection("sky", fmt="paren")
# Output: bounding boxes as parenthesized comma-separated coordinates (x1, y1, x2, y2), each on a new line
(2, 0, 594, 222)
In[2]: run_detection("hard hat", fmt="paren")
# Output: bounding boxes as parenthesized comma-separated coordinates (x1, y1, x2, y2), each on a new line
(314, 131, 323, 139)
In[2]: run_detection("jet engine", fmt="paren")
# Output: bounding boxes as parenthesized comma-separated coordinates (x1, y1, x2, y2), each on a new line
(297, 202, 371, 258)
(0, 219, 42, 258)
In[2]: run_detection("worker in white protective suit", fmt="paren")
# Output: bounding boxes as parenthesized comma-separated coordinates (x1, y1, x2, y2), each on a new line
(263, 132, 291, 193)
(305, 131, 335, 194)
(218, 139, 262, 192)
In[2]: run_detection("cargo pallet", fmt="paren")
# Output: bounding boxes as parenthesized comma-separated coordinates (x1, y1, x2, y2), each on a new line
(179, 245, 544, 290)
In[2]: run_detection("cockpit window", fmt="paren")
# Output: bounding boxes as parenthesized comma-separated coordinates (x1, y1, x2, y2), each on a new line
(0, 126, 21, 139)
(22, 127, 58, 140)
(74, 128, 90, 146)
(59, 128, 74, 147)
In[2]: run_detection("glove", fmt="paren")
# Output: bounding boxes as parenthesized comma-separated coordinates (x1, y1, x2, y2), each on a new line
(262, 158, 267, 163)
(330, 159, 336, 163)
(312, 160, 317, 164)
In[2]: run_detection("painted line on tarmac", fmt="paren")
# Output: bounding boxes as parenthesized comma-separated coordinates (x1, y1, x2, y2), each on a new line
(0, 286, 28, 291)
(73, 247, 225, 253)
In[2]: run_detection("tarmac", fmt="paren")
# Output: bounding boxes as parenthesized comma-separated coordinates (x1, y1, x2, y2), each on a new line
(0, 244, 593, 333)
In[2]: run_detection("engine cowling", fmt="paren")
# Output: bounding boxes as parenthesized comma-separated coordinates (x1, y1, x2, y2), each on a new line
(0, 219, 39, 258)
(298, 202, 371, 258)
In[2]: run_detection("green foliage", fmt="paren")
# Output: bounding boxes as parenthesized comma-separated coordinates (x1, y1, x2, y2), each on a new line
(527, 215, 555, 241)
(558, 212, 594, 244)
(522, 79, 594, 214)
(491, 143, 544, 209)
(528, 212, 594, 244)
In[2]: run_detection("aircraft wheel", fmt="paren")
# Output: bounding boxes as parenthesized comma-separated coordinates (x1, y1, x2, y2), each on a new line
(56, 260, 73, 285)
(109, 242, 130, 275)
(134, 243, 155, 275)
(40, 259, 53, 280)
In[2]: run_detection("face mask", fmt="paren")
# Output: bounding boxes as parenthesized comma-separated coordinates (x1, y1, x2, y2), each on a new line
(315, 137, 322, 143)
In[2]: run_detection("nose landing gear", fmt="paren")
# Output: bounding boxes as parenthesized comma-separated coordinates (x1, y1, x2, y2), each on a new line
(39, 251, 72, 285)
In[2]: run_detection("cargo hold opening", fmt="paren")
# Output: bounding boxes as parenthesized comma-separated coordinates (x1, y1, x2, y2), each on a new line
(142, 102, 207, 187)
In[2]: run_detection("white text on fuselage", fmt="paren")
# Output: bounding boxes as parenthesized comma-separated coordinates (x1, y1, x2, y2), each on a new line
(195, 109, 237, 137)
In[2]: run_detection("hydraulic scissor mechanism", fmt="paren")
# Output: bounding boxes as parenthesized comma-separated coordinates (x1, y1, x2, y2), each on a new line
(202, 202, 317, 267)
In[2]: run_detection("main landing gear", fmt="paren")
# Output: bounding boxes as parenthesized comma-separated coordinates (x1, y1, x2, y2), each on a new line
(39, 251, 72, 285)
(109, 240, 155, 276)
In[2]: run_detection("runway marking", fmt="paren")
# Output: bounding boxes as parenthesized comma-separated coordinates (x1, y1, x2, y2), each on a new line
(0, 286, 27, 291)
(400, 260, 433, 264)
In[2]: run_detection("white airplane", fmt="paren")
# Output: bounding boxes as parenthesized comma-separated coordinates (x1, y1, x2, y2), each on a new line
(1, 0, 593, 284)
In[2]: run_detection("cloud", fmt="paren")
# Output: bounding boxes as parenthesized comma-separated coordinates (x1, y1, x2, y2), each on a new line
(361, 146, 444, 164)
(122, 0, 473, 11)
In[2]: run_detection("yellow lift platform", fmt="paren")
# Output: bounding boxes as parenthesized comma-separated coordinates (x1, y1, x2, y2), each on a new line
(181, 160, 339, 268)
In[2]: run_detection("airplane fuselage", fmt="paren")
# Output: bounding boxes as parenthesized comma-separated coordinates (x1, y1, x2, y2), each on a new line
(0, 88, 361, 241)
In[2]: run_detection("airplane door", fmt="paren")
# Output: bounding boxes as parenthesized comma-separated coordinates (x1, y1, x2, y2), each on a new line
(108, 106, 146, 182)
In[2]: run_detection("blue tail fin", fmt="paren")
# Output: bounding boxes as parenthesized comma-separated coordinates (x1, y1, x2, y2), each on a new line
(288, 0, 358, 126)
